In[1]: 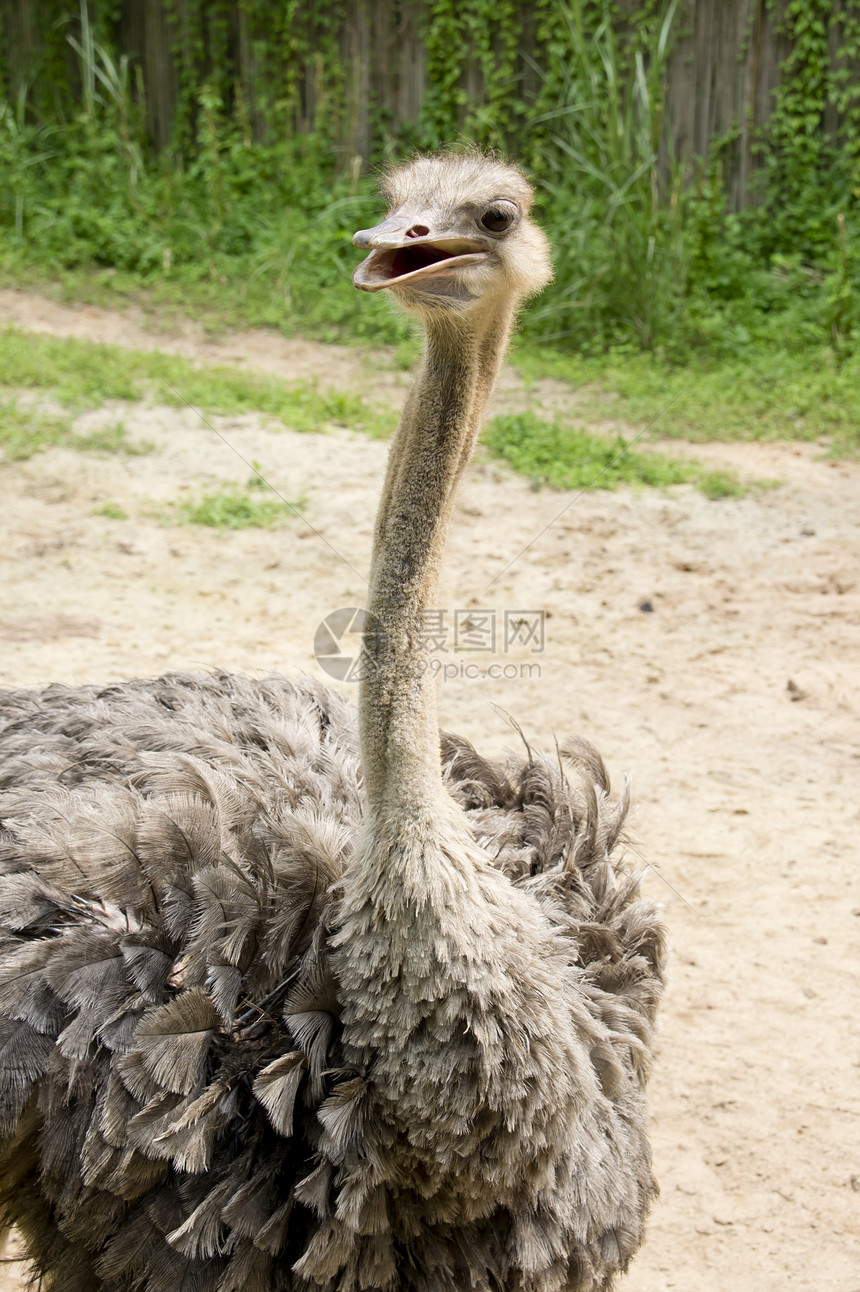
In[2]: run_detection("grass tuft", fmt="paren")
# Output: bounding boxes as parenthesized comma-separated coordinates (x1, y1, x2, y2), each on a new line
(510, 344, 860, 456)
(73, 423, 153, 456)
(696, 471, 746, 501)
(92, 501, 128, 519)
(0, 327, 396, 438)
(485, 412, 746, 498)
(166, 481, 306, 530)
(0, 400, 150, 462)
(0, 402, 71, 462)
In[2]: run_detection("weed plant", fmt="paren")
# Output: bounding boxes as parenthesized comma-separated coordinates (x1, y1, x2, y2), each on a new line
(512, 342, 860, 455)
(166, 481, 305, 530)
(92, 501, 128, 519)
(0, 1, 857, 369)
(0, 327, 750, 498)
(0, 398, 150, 462)
(0, 327, 395, 437)
(485, 412, 744, 498)
(0, 0, 857, 476)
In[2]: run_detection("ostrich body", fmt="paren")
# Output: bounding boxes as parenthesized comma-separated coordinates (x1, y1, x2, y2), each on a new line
(0, 154, 664, 1292)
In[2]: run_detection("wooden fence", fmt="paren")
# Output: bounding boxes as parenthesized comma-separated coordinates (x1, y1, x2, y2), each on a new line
(0, 1, 846, 208)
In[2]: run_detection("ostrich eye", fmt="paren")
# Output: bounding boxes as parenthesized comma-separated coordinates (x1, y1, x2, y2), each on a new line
(480, 207, 514, 233)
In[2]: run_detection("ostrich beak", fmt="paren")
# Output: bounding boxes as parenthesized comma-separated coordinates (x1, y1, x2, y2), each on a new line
(352, 217, 489, 293)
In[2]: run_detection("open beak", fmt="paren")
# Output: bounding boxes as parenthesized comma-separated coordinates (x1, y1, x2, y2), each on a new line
(353, 217, 489, 293)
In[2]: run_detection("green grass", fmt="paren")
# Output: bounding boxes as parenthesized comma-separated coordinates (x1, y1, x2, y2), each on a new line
(1, 4, 856, 380)
(0, 399, 151, 462)
(485, 412, 746, 498)
(165, 480, 306, 530)
(0, 325, 777, 500)
(4, 299, 854, 480)
(0, 253, 412, 349)
(0, 401, 72, 461)
(0, 326, 397, 438)
(92, 501, 128, 519)
(75, 423, 154, 456)
(510, 343, 860, 456)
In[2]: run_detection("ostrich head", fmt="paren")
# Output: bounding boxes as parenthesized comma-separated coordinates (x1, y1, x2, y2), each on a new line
(352, 152, 552, 315)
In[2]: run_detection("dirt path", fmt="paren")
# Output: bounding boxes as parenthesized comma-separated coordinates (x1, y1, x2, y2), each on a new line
(1, 291, 859, 1290)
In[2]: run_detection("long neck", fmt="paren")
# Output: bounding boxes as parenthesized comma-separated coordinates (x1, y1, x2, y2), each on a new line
(358, 303, 514, 817)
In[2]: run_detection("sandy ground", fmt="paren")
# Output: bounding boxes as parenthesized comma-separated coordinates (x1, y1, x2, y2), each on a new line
(0, 289, 858, 1290)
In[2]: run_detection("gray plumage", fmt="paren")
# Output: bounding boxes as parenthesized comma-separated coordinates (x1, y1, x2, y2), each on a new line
(0, 153, 664, 1292)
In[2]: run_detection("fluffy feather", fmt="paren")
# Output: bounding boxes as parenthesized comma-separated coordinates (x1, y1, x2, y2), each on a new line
(0, 671, 663, 1291)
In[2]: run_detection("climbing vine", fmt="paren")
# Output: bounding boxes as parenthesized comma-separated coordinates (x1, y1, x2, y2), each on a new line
(2, 1, 858, 197)
(759, 0, 860, 256)
(0, 2, 858, 357)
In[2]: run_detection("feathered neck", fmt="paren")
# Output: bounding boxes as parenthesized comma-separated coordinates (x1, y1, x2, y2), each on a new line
(331, 296, 602, 1212)
(358, 304, 515, 823)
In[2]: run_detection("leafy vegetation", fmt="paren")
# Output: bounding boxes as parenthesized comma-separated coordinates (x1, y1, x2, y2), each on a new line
(0, 402, 73, 462)
(1, 1, 858, 365)
(165, 479, 305, 530)
(0, 327, 395, 437)
(511, 343, 860, 455)
(92, 501, 129, 519)
(0, 399, 150, 462)
(485, 412, 745, 497)
(0, 0, 857, 481)
(0, 322, 753, 496)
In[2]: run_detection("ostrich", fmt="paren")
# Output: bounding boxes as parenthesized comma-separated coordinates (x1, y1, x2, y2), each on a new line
(0, 152, 664, 1292)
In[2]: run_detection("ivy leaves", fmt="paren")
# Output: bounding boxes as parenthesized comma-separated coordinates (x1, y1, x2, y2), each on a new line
(761, 0, 860, 259)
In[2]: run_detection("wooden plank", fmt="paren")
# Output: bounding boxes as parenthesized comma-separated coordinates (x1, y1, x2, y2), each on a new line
(3, 0, 854, 208)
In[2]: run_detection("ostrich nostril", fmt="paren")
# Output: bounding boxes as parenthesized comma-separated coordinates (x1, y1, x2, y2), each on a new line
(405, 224, 430, 239)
